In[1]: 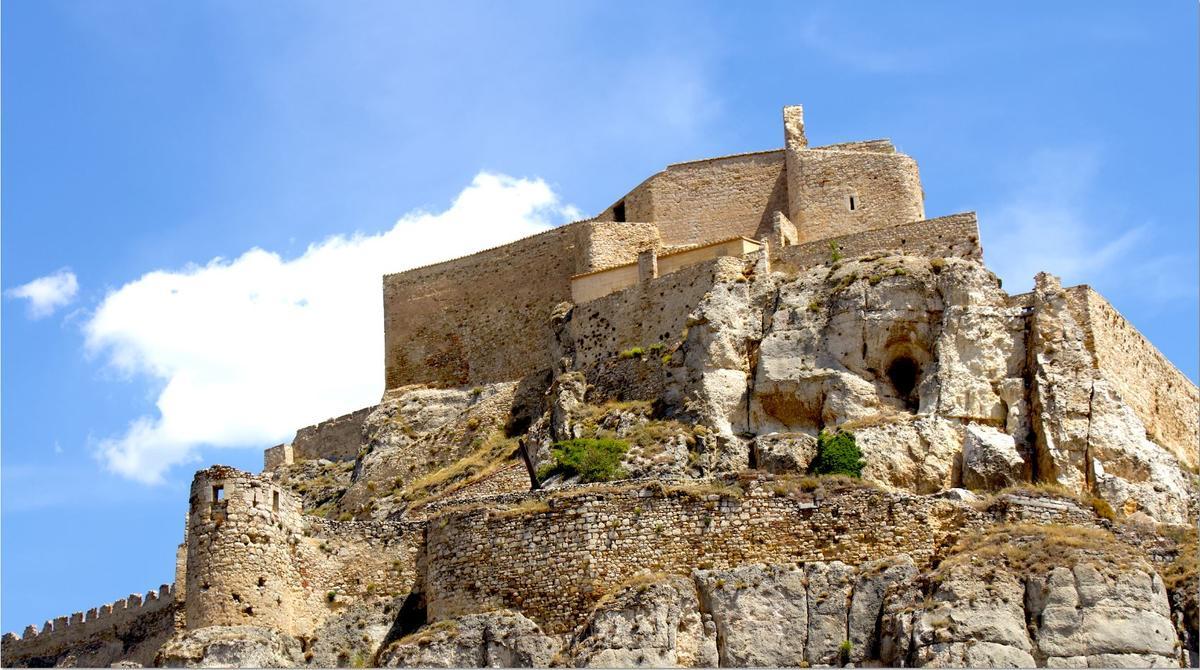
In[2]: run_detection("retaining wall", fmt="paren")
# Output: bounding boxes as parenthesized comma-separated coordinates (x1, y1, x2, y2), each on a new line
(773, 212, 982, 274)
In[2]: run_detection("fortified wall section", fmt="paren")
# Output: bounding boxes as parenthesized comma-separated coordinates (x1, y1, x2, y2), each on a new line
(594, 151, 788, 247)
(293, 406, 374, 462)
(567, 256, 747, 375)
(423, 481, 988, 634)
(383, 225, 581, 389)
(1, 586, 176, 667)
(773, 212, 982, 274)
(786, 143, 924, 244)
(1065, 287, 1200, 468)
(183, 467, 424, 637)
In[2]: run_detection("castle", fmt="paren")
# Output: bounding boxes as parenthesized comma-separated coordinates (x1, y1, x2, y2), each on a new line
(3, 106, 1196, 668)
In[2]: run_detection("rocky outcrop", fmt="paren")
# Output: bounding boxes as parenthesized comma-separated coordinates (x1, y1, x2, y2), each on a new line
(571, 575, 716, 667)
(377, 611, 557, 668)
(156, 626, 302, 668)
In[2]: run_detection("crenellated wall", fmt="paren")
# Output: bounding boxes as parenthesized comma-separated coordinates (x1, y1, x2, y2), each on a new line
(0, 585, 176, 667)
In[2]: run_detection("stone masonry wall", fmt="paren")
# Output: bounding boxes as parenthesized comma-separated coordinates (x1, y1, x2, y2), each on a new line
(1, 586, 176, 668)
(183, 467, 423, 637)
(291, 406, 375, 462)
(787, 145, 924, 244)
(567, 256, 747, 376)
(383, 225, 581, 389)
(423, 480, 988, 634)
(772, 212, 982, 274)
(596, 151, 788, 246)
(1068, 287, 1199, 469)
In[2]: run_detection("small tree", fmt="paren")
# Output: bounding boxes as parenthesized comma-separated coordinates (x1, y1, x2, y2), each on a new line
(829, 240, 844, 263)
(538, 438, 629, 483)
(809, 430, 864, 478)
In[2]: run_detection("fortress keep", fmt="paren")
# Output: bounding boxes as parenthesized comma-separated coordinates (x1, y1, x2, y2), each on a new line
(4, 105, 1197, 669)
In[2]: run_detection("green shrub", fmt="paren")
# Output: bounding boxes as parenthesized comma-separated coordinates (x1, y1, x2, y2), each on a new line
(619, 347, 645, 359)
(809, 430, 864, 478)
(539, 438, 629, 483)
(829, 240, 843, 263)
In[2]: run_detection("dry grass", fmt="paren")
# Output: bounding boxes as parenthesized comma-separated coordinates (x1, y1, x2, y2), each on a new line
(493, 498, 550, 518)
(1160, 525, 1198, 592)
(934, 523, 1145, 583)
(397, 431, 518, 509)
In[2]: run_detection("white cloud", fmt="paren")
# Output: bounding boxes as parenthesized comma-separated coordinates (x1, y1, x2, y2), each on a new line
(6, 269, 80, 318)
(86, 172, 579, 484)
(979, 147, 1190, 299)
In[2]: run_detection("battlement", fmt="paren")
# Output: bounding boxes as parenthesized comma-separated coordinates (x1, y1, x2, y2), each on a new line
(1, 584, 176, 667)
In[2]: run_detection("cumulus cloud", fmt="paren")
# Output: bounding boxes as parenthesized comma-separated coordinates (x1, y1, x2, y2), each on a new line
(86, 173, 580, 484)
(6, 269, 79, 318)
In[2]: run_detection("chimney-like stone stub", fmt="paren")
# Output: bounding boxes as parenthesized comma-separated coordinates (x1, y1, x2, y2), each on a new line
(784, 105, 807, 150)
(637, 248, 659, 282)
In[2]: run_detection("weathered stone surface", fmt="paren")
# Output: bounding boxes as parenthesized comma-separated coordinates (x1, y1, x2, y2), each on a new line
(571, 575, 716, 668)
(378, 611, 557, 668)
(847, 555, 918, 664)
(1026, 564, 1177, 666)
(156, 626, 301, 668)
(910, 564, 1037, 667)
(962, 423, 1027, 490)
(695, 563, 807, 667)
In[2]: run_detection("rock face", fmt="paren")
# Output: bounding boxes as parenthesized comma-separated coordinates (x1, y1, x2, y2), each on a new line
(156, 627, 302, 668)
(572, 575, 716, 668)
(377, 611, 557, 668)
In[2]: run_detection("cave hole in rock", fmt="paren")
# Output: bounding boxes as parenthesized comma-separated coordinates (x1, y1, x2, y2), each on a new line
(886, 355, 921, 412)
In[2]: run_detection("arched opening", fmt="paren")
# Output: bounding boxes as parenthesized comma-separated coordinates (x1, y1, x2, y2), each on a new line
(886, 355, 921, 412)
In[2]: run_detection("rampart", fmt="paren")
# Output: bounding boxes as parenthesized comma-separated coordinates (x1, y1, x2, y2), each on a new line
(264, 406, 376, 471)
(1064, 287, 1200, 469)
(570, 236, 760, 304)
(423, 480, 992, 634)
(1, 585, 176, 667)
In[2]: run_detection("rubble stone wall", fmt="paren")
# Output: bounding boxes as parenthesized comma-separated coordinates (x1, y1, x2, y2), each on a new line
(773, 212, 982, 273)
(423, 481, 988, 634)
(291, 406, 376, 462)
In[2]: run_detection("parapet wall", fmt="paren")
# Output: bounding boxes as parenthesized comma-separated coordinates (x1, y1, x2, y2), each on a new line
(773, 212, 982, 274)
(423, 480, 988, 634)
(1, 585, 176, 667)
(1065, 287, 1200, 469)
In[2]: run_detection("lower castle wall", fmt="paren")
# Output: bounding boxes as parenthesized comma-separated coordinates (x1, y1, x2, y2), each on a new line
(291, 406, 375, 463)
(1, 586, 176, 668)
(423, 481, 988, 634)
(1068, 288, 1199, 469)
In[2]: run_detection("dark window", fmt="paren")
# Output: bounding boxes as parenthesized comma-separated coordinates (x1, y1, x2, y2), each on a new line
(272, 491, 280, 512)
(848, 195, 857, 211)
(613, 200, 626, 222)
(213, 485, 225, 502)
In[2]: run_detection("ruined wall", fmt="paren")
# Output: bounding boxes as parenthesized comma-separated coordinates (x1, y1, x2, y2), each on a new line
(291, 406, 374, 462)
(183, 467, 423, 637)
(423, 480, 988, 634)
(597, 151, 788, 246)
(1067, 287, 1199, 469)
(773, 212, 981, 274)
(383, 225, 582, 389)
(787, 145, 924, 244)
(1, 587, 176, 668)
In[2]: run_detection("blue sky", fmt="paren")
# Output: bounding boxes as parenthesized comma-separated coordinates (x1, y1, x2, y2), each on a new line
(2, 0, 1197, 632)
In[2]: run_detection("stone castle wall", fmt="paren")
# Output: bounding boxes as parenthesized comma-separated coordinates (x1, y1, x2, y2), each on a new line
(772, 212, 982, 274)
(382, 225, 582, 389)
(786, 143, 924, 244)
(594, 150, 788, 246)
(423, 481, 989, 634)
(292, 406, 375, 462)
(1, 586, 176, 668)
(1066, 287, 1199, 469)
